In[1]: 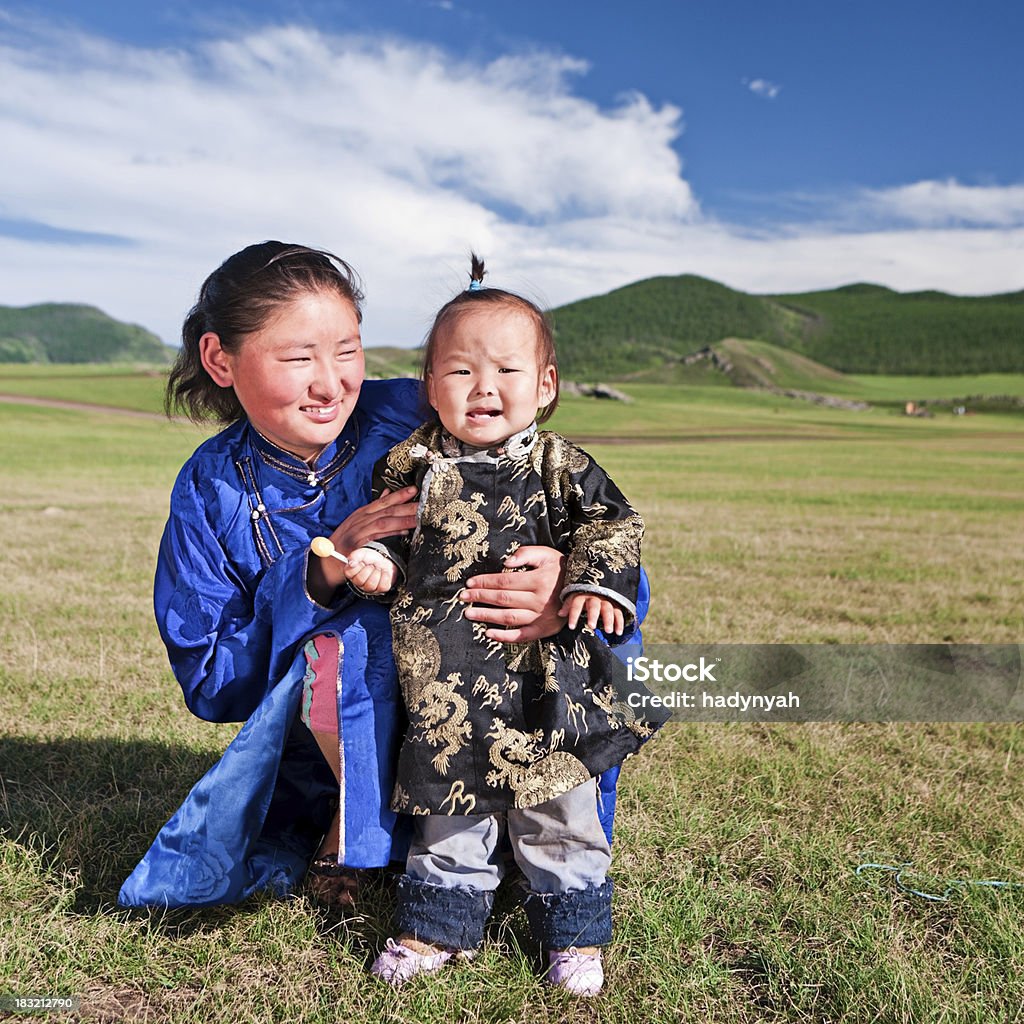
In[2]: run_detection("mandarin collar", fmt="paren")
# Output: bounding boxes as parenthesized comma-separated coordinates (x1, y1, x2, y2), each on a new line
(439, 421, 537, 459)
(247, 416, 360, 488)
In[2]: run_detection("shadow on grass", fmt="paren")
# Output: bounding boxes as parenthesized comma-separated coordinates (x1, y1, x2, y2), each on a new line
(0, 735, 222, 919)
(0, 736, 540, 953)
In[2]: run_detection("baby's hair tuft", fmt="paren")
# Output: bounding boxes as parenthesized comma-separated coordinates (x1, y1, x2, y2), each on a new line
(469, 253, 486, 289)
(421, 253, 560, 424)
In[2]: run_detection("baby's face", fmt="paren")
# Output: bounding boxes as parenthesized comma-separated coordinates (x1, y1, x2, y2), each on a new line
(426, 306, 556, 448)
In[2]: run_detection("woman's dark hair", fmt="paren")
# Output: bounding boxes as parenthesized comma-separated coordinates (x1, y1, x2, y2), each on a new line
(166, 241, 364, 423)
(421, 254, 559, 424)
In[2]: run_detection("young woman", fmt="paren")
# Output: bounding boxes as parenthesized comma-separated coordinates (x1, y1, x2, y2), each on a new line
(118, 242, 582, 910)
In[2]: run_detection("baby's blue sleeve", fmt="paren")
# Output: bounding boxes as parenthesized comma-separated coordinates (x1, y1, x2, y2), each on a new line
(617, 566, 650, 646)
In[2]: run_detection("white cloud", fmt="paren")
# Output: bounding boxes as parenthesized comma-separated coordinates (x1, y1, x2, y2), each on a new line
(0, 17, 694, 344)
(744, 77, 781, 99)
(858, 179, 1024, 228)
(771, 179, 1024, 234)
(0, 16, 1021, 352)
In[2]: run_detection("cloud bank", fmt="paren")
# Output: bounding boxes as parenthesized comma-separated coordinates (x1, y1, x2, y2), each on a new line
(0, 16, 1021, 347)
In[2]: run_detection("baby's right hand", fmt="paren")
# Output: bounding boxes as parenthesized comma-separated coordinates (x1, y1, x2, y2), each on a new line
(345, 547, 398, 595)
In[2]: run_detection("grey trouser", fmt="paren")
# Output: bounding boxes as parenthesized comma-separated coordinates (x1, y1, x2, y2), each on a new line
(396, 779, 614, 950)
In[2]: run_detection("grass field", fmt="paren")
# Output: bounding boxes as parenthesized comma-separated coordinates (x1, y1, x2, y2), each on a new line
(4, 360, 1024, 419)
(1, 371, 1023, 1023)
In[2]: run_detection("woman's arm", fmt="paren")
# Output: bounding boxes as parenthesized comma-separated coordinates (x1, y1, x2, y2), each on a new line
(460, 549, 651, 643)
(156, 473, 416, 723)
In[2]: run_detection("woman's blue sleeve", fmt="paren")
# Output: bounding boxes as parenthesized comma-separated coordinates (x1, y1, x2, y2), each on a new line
(620, 566, 650, 646)
(154, 472, 354, 724)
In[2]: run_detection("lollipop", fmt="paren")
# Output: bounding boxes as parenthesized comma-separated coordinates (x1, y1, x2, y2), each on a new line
(310, 536, 350, 564)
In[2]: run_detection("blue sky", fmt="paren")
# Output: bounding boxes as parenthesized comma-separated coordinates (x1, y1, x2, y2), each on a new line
(1, 0, 1022, 345)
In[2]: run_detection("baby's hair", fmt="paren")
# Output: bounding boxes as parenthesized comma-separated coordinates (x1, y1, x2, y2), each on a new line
(469, 253, 486, 289)
(422, 253, 559, 424)
(166, 241, 364, 423)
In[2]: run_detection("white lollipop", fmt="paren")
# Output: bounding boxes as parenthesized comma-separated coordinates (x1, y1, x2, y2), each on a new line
(310, 536, 350, 564)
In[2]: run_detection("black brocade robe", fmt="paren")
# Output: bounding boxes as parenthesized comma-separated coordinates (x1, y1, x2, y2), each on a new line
(370, 422, 664, 816)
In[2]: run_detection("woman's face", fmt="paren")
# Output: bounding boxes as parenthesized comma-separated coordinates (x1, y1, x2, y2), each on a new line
(205, 290, 365, 461)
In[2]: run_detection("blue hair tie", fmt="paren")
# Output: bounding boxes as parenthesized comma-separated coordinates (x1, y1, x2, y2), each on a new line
(468, 280, 483, 291)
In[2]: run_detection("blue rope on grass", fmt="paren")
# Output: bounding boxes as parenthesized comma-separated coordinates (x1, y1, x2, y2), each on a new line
(855, 862, 1024, 903)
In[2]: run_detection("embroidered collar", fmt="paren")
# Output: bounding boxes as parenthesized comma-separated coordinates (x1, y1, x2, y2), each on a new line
(436, 422, 538, 459)
(247, 417, 360, 488)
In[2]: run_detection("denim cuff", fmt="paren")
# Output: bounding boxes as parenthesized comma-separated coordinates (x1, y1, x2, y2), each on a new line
(394, 874, 493, 950)
(523, 878, 614, 948)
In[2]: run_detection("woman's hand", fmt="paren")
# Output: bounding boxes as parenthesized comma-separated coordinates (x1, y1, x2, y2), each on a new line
(307, 487, 418, 603)
(459, 546, 566, 643)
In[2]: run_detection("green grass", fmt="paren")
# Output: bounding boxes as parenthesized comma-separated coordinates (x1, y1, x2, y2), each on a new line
(844, 373, 1024, 402)
(5, 364, 1024, 423)
(0, 364, 171, 414)
(550, 381, 1024, 444)
(2, 387, 1023, 1022)
(363, 347, 421, 380)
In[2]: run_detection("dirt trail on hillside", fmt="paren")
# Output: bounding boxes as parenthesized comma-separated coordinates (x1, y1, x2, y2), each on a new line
(0, 393, 167, 420)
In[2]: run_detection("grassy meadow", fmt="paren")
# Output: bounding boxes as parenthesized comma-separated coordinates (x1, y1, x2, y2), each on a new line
(1, 369, 1023, 1023)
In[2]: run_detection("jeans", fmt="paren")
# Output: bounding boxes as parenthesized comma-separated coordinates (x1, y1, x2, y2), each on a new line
(395, 779, 614, 950)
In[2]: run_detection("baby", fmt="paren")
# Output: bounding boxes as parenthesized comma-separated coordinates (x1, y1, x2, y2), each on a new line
(345, 256, 664, 995)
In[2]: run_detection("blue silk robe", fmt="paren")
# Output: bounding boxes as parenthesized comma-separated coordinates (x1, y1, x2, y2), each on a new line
(118, 379, 647, 908)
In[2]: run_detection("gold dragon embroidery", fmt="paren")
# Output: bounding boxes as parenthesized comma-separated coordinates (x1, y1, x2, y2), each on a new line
(439, 780, 477, 814)
(421, 462, 490, 581)
(484, 719, 590, 808)
(497, 494, 526, 532)
(392, 621, 472, 775)
(591, 683, 657, 739)
(564, 513, 644, 587)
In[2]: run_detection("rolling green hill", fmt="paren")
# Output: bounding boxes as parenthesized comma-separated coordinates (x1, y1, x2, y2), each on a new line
(771, 283, 1023, 374)
(550, 275, 1023, 378)
(0, 303, 173, 364)
(363, 345, 420, 379)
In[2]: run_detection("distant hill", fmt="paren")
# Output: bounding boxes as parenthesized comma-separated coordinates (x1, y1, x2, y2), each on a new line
(770, 284, 1023, 374)
(549, 275, 1024, 377)
(363, 345, 420, 379)
(643, 337, 850, 390)
(0, 304, 173, 364)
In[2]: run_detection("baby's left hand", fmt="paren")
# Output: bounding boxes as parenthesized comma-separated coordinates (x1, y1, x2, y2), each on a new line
(561, 593, 625, 635)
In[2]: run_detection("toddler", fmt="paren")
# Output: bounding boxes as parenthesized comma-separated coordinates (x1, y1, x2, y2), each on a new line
(344, 256, 664, 995)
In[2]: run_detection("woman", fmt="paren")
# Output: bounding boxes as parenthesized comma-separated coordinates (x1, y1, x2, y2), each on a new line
(118, 241, 646, 909)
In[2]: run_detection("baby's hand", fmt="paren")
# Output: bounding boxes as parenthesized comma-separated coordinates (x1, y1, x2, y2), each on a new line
(560, 593, 625, 635)
(345, 547, 398, 595)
